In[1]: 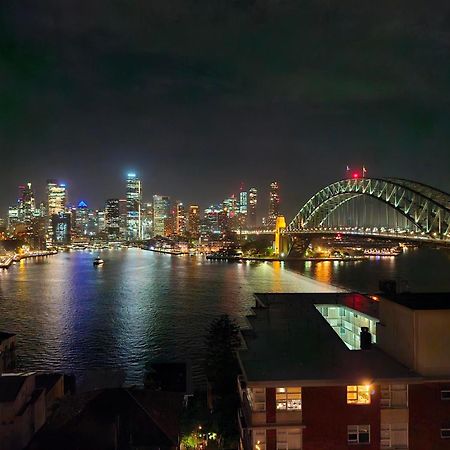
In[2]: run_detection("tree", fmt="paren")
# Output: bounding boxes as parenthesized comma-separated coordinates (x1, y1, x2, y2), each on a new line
(204, 315, 241, 448)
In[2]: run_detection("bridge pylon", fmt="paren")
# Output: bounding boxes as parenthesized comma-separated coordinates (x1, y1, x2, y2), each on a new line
(274, 216, 289, 256)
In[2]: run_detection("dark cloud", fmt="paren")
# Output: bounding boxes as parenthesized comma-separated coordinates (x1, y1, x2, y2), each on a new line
(1, 0, 450, 217)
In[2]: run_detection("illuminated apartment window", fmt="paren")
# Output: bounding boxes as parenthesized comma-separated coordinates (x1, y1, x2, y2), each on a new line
(348, 425, 370, 444)
(276, 387, 302, 410)
(347, 385, 371, 404)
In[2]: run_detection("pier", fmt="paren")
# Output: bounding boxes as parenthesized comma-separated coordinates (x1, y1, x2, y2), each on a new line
(0, 250, 57, 269)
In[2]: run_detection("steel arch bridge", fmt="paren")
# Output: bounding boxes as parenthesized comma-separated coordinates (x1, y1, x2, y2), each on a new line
(286, 178, 450, 241)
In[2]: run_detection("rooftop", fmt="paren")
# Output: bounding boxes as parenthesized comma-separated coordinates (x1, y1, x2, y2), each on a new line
(239, 293, 420, 385)
(382, 292, 450, 310)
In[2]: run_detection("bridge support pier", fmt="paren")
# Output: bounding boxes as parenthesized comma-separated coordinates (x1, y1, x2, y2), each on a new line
(274, 216, 289, 257)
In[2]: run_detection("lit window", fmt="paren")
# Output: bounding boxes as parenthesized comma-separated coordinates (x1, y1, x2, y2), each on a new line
(441, 428, 450, 439)
(276, 387, 301, 410)
(347, 385, 371, 404)
(348, 425, 370, 444)
(441, 390, 450, 400)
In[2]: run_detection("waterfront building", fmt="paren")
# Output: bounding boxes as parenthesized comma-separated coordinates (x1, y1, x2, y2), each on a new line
(268, 181, 280, 227)
(126, 173, 142, 240)
(203, 204, 224, 235)
(153, 195, 171, 237)
(0, 372, 65, 450)
(248, 188, 258, 228)
(119, 198, 128, 239)
(51, 213, 71, 245)
(187, 205, 200, 238)
(0, 332, 16, 374)
(105, 199, 121, 240)
(237, 291, 450, 450)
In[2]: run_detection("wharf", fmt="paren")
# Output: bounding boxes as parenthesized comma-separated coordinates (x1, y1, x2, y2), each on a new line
(0, 250, 57, 269)
(146, 248, 189, 256)
(206, 255, 368, 262)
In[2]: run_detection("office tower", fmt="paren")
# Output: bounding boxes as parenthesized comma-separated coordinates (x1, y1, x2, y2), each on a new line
(46, 180, 67, 246)
(268, 181, 280, 227)
(8, 206, 20, 230)
(248, 187, 258, 228)
(18, 183, 35, 224)
(105, 199, 120, 240)
(223, 194, 239, 230)
(74, 200, 90, 236)
(126, 173, 142, 240)
(175, 201, 186, 236)
(239, 188, 248, 229)
(51, 213, 71, 245)
(47, 180, 67, 216)
(152, 195, 171, 237)
(140, 202, 153, 239)
(187, 205, 200, 238)
(118, 199, 127, 239)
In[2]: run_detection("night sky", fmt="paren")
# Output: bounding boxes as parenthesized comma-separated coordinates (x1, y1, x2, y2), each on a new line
(1, 0, 450, 219)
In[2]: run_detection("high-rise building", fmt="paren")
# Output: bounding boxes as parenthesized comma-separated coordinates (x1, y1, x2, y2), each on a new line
(239, 189, 248, 229)
(248, 187, 258, 228)
(118, 199, 128, 239)
(173, 201, 185, 236)
(47, 180, 67, 217)
(105, 199, 120, 240)
(152, 195, 171, 237)
(46, 180, 67, 246)
(187, 205, 200, 238)
(74, 201, 90, 236)
(8, 206, 20, 230)
(18, 183, 35, 224)
(268, 181, 280, 227)
(51, 212, 71, 245)
(126, 173, 142, 241)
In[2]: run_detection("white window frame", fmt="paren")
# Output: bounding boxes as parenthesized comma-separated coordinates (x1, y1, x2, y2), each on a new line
(348, 425, 370, 445)
(441, 428, 450, 439)
(248, 387, 266, 412)
(441, 390, 450, 400)
(347, 385, 371, 405)
(254, 430, 266, 450)
(380, 384, 408, 408)
(380, 423, 408, 448)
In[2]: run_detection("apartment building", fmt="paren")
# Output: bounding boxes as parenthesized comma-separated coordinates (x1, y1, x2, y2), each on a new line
(237, 292, 450, 450)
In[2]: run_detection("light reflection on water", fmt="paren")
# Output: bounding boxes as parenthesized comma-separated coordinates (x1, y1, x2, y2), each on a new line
(0, 249, 340, 385)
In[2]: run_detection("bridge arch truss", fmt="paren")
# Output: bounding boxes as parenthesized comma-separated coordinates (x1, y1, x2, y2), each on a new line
(286, 178, 450, 240)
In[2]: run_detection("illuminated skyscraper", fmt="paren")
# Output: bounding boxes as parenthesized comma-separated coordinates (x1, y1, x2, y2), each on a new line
(187, 205, 200, 238)
(47, 180, 67, 216)
(239, 188, 248, 229)
(248, 187, 258, 228)
(126, 173, 142, 240)
(51, 213, 71, 245)
(75, 200, 90, 236)
(152, 195, 171, 237)
(105, 199, 120, 240)
(18, 183, 35, 224)
(47, 180, 67, 245)
(268, 181, 280, 227)
(175, 201, 186, 236)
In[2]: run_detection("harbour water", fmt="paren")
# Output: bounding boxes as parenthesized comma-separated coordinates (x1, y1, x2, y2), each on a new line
(0, 247, 449, 386)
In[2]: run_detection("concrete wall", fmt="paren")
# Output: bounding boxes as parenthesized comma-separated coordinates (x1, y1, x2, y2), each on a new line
(377, 299, 415, 370)
(416, 310, 450, 376)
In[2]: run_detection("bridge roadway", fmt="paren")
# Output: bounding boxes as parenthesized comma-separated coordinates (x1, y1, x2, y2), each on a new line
(236, 228, 450, 245)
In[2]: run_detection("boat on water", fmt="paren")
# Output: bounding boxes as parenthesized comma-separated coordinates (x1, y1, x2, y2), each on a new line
(93, 256, 104, 266)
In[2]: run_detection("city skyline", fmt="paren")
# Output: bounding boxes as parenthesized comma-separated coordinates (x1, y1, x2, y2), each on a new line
(2, 2, 450, 219)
